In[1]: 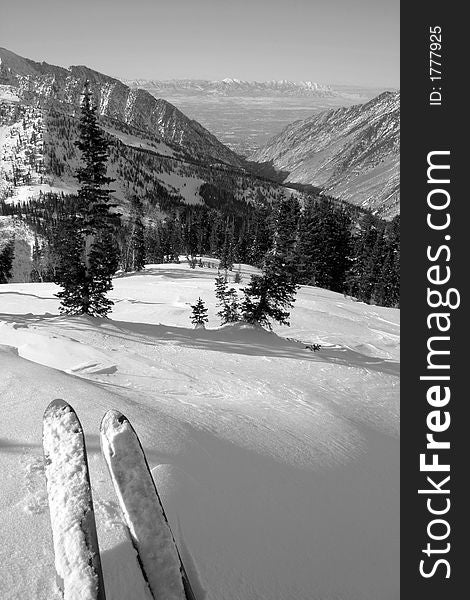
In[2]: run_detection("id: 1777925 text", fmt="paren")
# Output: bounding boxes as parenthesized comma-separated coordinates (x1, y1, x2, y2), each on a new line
(429, 26, 443, 106)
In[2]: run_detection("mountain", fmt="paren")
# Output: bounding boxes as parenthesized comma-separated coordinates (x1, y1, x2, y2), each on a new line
(0, 47, 245, 168)
(125, 78, 333, 97)
(250, 92, 400, 217)
(1, 48, 296, 213)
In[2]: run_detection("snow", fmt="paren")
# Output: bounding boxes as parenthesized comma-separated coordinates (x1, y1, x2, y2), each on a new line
(102, 126, 176, 158)
(42, 400, 101, 599)
(0, 261, 399, 599)
(101, 410, 186, 599)
(3, 181, 81, 205)
(0, 108, 47, 202)
(0, 84, 20, 102)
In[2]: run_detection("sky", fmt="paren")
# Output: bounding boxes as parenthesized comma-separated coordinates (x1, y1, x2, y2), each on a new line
(0, 0, 399, 87)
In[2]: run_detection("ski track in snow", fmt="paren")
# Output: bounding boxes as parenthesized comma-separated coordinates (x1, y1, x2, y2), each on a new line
(0, 262, 399, 600)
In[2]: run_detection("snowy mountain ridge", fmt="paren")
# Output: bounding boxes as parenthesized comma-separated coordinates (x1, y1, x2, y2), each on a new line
(124, 78, 333, 97)
(0, 47, 245, 169)
(1, 48, 299, 218)
(250, 91, 400, 217)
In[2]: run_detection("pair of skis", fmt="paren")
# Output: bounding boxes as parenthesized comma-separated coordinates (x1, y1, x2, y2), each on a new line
(43, 399, 196, 600)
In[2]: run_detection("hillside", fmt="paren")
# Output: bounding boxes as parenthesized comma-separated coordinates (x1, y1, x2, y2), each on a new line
(0, 48, 298, 216)
(0, 48, 246, 168)
(0, 100, 291, 210)
(0, 261, 399, 600)
(250, 92, 400, 218)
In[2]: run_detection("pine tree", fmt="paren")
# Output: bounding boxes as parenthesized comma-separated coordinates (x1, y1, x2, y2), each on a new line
(190, 297, 209, 329)
(241, 197, 300, 329)
(0, 237, 15, 284)
(215, 274, 240, 324)
(345, 212, 379, 301)
(373, 215, 400, 307)
(296, 197, 352, 292)
(31, 235, 44, 282)
(145, 224, 164, 264)
(163, 213, 182, 262)
(55, 82, 119, 316)
(246, 201, 272, 266)
(215, 272, 228, 301)
(219, 218, 235, 271)
(241, 260, 298, 329)
(366, 226, 387, 303)
(272, 195, 300, 276)
(221, 287, 240, 324)
(53, 216, 87, 312)
(209, 214, 221, 256)
(234, 265, 242, 283)
(129, 196, 146, 271)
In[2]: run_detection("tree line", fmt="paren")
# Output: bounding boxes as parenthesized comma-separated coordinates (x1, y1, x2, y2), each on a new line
(1, 82, 399, 326)
(1, 191, 399, 309)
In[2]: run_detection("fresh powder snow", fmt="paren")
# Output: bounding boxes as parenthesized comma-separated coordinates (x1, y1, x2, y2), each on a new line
(0, 260, 399, 600)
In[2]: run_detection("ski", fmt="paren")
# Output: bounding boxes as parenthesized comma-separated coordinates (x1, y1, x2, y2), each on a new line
(43, 399, 106, 600)
(100, 410, 196, 600)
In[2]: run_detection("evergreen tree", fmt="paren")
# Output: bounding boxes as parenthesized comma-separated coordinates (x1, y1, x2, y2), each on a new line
(246, 201, 272, 266)
(241, 197, 300, 329)
(31, 235, 45, 282)
(209, 214, 221, 256)
(145, 224, 164, 264)
(163, 213, 182, 262)
(215, 274, 240, 324)
(128, 196, 146, 271)
(0, 237, 15, 284)
(373, 215, 400, 307)
(53, 216, 87, 312)
(55, 82, 119, 316)
(190, 297, 209, 329)
(345, 212, 379, 301)
(241, 260, 299, 329)
(234, 266, 242, 283)
(366, 226, 387, 302)
(215, 272, 227, 300)
(296, 197, 352, 292)
(272, 195, 301, 277)
(219, 218, 235, 271)
(220, 287, 240, 324)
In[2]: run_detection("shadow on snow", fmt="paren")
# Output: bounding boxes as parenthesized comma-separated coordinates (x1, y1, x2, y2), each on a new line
(1, 311, 398, 377)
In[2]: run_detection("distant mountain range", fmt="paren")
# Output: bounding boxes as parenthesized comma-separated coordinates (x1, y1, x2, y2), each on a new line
(124, 78, 334, 97)
(250, 92, 400, 217)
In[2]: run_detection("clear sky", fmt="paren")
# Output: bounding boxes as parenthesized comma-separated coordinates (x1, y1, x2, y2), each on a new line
(1, 0, 399, 87)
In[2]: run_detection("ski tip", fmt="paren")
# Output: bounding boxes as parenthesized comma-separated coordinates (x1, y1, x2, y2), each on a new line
(44, 398, 73, 419)
(100, 409, 128, 432)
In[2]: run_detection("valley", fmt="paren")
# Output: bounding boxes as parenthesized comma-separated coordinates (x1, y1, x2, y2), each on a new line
(125, 79, 389, 156)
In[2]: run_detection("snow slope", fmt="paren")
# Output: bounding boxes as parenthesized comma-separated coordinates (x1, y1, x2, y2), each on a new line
(0, 262, 399, 600)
